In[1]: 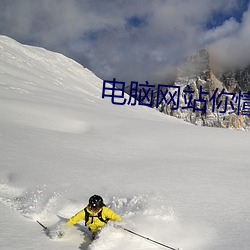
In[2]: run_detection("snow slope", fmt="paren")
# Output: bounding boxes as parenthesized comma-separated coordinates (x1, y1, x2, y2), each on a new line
(0, 35, 250, 250)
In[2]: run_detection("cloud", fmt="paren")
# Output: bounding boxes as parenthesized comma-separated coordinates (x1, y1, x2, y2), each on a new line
(0, 0, 249, 83)
(200, 18, 240, 45)
(209, 4, 250, 69)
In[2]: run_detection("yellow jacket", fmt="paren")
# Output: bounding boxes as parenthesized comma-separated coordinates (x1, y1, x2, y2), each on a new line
(67, 206, 121, 233)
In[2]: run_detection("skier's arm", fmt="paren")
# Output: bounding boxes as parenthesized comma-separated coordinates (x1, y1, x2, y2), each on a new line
(104, 207, 122, 222)
(67, 209, 85, 225)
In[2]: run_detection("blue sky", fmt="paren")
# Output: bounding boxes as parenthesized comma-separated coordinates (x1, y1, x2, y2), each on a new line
(0, 0, 249, 83)
(206, 0, 249, 28)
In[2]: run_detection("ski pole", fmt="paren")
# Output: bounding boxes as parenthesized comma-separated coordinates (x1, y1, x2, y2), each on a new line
(37, 220, 48, 231)
(122, 227, 180, 250)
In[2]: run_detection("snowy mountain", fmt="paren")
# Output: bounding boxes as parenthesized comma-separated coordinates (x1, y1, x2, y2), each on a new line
(128, 49, 250, 130)
(172, 49, 250, 129)
(217, 65, 250, 93)
(0, 36, 250, 250)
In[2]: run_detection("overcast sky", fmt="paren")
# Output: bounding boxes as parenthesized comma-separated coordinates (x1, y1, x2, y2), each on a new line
(0, 0, 249, 83)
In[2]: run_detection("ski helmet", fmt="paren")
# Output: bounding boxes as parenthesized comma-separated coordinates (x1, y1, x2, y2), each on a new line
(89, 195, 104, 210)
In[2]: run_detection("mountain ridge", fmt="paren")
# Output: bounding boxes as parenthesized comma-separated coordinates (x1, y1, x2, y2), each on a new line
(125, 48, 250, 130)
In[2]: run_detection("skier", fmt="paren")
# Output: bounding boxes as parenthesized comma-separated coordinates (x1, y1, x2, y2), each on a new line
(66, 194, 121, 239)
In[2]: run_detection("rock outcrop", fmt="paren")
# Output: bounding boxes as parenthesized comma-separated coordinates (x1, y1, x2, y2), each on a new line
(126, 49, 250, 130)
(157, 49, 250, 130)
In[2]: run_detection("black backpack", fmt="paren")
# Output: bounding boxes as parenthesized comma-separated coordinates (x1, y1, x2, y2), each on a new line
(84, 206, 109, 226)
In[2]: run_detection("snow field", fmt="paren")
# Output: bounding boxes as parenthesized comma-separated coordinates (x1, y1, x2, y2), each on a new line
(0, 36, 250, 250)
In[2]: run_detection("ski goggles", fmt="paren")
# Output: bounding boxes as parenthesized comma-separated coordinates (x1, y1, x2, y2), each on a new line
(89, 205, 101, 212)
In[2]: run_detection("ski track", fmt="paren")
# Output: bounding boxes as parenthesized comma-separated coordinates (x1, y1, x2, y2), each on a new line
(0, 180, 211, 250)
